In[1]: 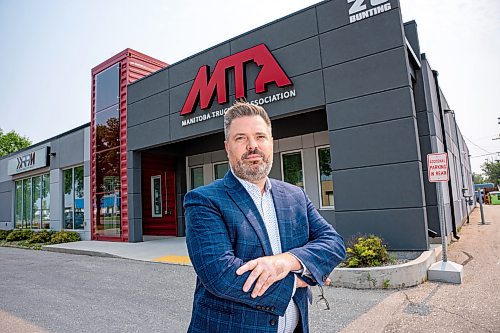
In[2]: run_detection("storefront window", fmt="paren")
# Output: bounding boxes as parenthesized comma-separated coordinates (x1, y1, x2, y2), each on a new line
(282, 151, 304, 188)
(190, 166, 204, 189)
(32, 176, 41, 229)
(95, 148, 120, 193)
(22, 178, 32, 228)
(42, 174, 50, 229)
(214, 162, 229, 180)
(14, 174, 50, 229)
(95, 191, 121, 237)
(74, 166, 84, 229)
(95, 106, 120, 151)
(317, 146, 334, 208)
(63, 166, 84, 230)
(15, 181, 22, 228)
(94, 63, 121, 238)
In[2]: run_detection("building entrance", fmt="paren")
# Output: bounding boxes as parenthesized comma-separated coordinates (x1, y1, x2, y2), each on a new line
(141, 154, 177, 236)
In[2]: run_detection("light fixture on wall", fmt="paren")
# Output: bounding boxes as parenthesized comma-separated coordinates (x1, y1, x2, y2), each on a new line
(50, 152, 57, 158)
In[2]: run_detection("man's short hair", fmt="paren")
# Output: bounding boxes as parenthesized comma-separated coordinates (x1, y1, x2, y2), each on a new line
(223, 101, 272, 140)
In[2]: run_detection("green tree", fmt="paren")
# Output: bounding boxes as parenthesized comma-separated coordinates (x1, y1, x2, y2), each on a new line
(473, 172, 485, 184)
(0, 128, 31, 157)
(481, 160, 500, 186)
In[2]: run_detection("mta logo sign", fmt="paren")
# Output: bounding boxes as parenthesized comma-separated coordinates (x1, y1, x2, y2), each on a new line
(180, 44, 292, 115)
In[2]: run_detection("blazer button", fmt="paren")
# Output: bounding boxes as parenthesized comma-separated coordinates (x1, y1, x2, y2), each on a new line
(269, 319, 277, 326)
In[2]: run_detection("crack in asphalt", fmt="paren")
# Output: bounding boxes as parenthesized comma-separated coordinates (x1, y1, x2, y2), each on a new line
(397, 284, 493, 333)
(402, 286, 440, 316)
(433, 305, 495, 333)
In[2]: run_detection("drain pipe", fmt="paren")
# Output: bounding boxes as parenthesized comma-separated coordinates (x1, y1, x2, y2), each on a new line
(432, 70, 460, 240)
(444, 109, 470, 225)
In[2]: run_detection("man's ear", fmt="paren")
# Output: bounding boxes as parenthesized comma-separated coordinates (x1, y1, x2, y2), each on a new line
(224, 140, 228, 154)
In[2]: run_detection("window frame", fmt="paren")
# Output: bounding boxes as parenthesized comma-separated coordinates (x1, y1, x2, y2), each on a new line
(14, 173, 50, 230)
(213, 161, 229, 181)
(62, 165, 85, 230)
(150, 175, 162, 218)
(316, 145, 334, 210)
(189, 165, 204, 190)
(280, 149, 305, 189)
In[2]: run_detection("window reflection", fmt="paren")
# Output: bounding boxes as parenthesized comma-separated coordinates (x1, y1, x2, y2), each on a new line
(63, 166, 85, 230)
(32, 176, 41, 229)
(318, 147, 334, 207)
(214, 163, 229, 180)
(96, 148, 120, 193)
(95, 192, 121, 237)
(42, 174, 50, 229)
(282, 152, 304, 188)
(64, 169, 74, 229)
(14, 174, 50, 229)
(95, 106, 120, 152)
(74, 166, 84, 230)
(190, 167, 204, 189)
(15, 181, 22, 229)
(93, 63, 121, 238)
(22, 178, 32, 228)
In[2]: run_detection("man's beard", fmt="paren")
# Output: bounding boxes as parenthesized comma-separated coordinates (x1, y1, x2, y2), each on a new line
(233, 148, 272, 183)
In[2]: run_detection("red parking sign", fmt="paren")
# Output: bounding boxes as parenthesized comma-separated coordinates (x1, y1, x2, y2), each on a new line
(427, 153, 449, 182)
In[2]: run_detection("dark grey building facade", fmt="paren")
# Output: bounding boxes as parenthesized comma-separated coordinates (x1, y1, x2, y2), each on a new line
(0, 0, 473, 250)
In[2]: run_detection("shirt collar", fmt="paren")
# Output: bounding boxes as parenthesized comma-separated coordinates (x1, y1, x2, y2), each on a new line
(231, 168, 272, 195)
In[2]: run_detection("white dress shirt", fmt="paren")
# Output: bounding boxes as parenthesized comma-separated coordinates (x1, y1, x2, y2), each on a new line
(234, 172, 301, 333)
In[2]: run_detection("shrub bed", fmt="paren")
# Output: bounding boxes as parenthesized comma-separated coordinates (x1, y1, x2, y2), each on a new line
(0, 229, 81, 250)
(0, 229, 12, 240)
(6, 229, 33, 242)
(50, 231, 81, 244)
(343, 234, 389, 268)
(28, 230, 54, 244)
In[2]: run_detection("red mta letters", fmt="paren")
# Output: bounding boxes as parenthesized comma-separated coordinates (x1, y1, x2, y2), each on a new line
(180, 44, 292, 115)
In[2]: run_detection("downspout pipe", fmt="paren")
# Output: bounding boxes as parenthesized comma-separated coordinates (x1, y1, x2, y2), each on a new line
(444, 109, 470, 225)
(432, 70, 460, 240)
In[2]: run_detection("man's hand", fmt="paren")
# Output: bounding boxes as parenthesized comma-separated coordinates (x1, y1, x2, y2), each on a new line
(236, 253, 301, 298)
(295, 276, 309, 288)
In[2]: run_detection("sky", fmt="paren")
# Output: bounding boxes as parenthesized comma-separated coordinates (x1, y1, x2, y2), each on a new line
(0, 0, 499, 174)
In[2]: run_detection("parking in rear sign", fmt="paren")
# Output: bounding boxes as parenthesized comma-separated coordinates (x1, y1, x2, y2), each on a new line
(427, 153, 449, 182)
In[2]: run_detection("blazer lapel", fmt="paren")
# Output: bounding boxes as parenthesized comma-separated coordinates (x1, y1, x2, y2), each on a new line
(270, 180, 294, 253)
(224, 172, 274, 256)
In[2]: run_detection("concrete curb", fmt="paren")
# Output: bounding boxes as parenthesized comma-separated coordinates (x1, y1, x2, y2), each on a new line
(43, 246, 121, 259)
(329, 246, 442, 289)
(41, 241, 444, 289)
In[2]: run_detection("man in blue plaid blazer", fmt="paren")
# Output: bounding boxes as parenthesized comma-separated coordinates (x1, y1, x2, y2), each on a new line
(185, 101, 346, 333)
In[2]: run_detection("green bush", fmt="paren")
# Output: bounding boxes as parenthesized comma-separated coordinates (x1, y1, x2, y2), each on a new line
(344, 234, 389, 268)
(0, 229, 12, 240)
(28, 230, 54, 244)
(6, 229, 34, 242)
(50, 231, 80, 244)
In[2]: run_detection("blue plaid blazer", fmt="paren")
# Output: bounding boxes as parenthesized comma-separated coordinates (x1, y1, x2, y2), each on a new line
(185, 171, 346, 333)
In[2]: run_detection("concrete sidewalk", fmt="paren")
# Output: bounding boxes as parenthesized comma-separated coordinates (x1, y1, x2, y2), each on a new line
(44, 236, 191, 265)
(340, 204, 500, 333)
